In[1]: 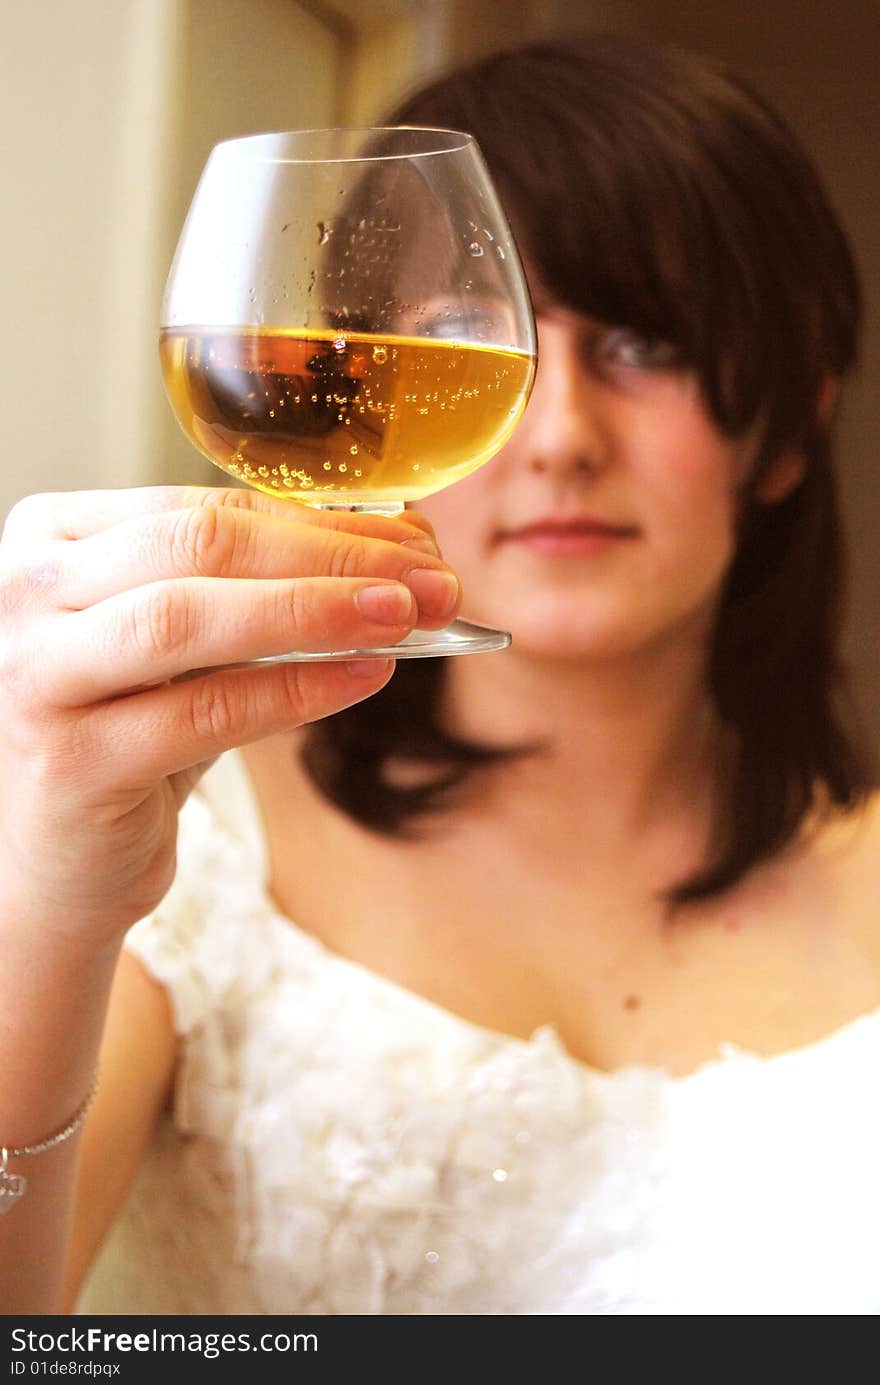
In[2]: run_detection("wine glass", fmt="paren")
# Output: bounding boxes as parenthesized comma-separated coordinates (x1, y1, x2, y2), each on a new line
(159, 126, 536, 660)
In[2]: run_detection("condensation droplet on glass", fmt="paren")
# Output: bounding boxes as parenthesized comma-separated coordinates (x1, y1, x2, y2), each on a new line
(483, 228, 495, 241)
(468, 242, 484, 257)
(317, 221, 333, 246)
(332, 336, 347, 352)
(425, 1251, 440, 1264)
(257, 466, 269, 477)
(496, 245, 506, 259)
(412, 463, 421, 472)
(372, 345, 388, 364)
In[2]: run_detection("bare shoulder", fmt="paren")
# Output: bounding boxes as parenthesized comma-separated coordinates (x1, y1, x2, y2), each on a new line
(63, 950, 177, 1310)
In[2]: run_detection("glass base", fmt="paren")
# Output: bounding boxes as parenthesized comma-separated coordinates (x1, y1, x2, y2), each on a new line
(253, 618, 511, 663)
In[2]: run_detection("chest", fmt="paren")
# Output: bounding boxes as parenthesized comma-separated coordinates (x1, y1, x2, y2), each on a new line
(257, 778, 880, 1077)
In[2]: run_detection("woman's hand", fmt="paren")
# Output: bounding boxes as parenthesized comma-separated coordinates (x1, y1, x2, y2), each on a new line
(0, 486, 460, 945)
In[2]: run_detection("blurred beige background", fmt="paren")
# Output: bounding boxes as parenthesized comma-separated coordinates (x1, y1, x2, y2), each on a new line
(2, 0, 877, 745)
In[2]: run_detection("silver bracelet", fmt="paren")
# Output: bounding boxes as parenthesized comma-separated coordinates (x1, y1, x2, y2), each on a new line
(0, 1070, 99, 1215)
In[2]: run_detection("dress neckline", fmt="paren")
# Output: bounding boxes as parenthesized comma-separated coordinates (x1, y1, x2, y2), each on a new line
(213, 752, 880, 1090)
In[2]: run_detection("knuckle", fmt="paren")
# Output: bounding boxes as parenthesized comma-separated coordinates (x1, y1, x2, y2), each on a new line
(186, 677, 240, 744)
(275, 665, 311, 723)
(199, 486, 258, 514)
(133, 583, 193, 659)
(0, 629, 51, 729)
(0, 626, 22, 697)
(325, 533, 368, 580)
(170, 505, 236, 577)
(0, 554, 61, 621)
(284, 579, 320, 634)
(2, 492, 57, 541)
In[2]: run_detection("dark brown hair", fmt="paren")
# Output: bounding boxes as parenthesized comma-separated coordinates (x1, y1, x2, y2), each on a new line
(302, 33, 876, 904)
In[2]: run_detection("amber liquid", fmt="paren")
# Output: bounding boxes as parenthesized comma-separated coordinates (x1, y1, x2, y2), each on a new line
(159, 326, 535, 505)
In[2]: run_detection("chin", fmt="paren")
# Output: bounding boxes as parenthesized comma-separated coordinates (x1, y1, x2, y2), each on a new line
(462, 602, 632, 662)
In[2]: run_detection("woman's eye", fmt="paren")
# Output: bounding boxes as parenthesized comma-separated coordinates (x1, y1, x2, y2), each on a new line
(594, 328, 680, 370)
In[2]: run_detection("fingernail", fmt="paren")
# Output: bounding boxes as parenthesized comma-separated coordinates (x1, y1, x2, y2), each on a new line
(402, 534, 441, 557)
(355, 583, 415, 625)
(405, 568, 460, 620)
(346, 657, 394, 677)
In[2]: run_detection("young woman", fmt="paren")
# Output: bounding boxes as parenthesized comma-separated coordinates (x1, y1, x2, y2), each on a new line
(0, 34, 876, 1316)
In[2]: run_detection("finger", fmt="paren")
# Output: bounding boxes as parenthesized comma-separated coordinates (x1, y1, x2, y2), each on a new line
(93, 658, 396, 787)
(55, 503, 444, 609)
(3, 485, 437, 550)
(46, 575, 437, 704)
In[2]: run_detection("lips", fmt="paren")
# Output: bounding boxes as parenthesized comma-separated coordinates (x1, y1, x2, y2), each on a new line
(499, 515, 638, 555)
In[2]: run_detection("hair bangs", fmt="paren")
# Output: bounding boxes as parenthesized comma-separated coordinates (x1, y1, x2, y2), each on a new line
(390, 44, 774, 445)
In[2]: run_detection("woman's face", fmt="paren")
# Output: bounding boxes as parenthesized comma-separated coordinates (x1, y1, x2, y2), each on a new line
(417, 306, 765, 663)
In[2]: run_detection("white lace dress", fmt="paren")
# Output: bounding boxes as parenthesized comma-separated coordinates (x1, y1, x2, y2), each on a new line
(76, 753, 880, 1315)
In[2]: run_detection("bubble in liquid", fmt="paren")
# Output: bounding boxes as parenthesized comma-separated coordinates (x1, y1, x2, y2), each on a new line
(339, 463, 347, 473)
(349, 444, 359, 455)
(323, 461, 332, 471)
(372, 345, 388, 364)
(468, 242, 484, 257)
(257, 466, 269, 478)
(354, 468, 362, 477)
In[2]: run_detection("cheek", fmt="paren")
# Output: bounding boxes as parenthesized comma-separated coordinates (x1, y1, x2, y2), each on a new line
(642, 411, 744, 581)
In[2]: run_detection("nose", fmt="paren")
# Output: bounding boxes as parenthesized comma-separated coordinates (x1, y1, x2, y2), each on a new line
(521, 319, 607, 476)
